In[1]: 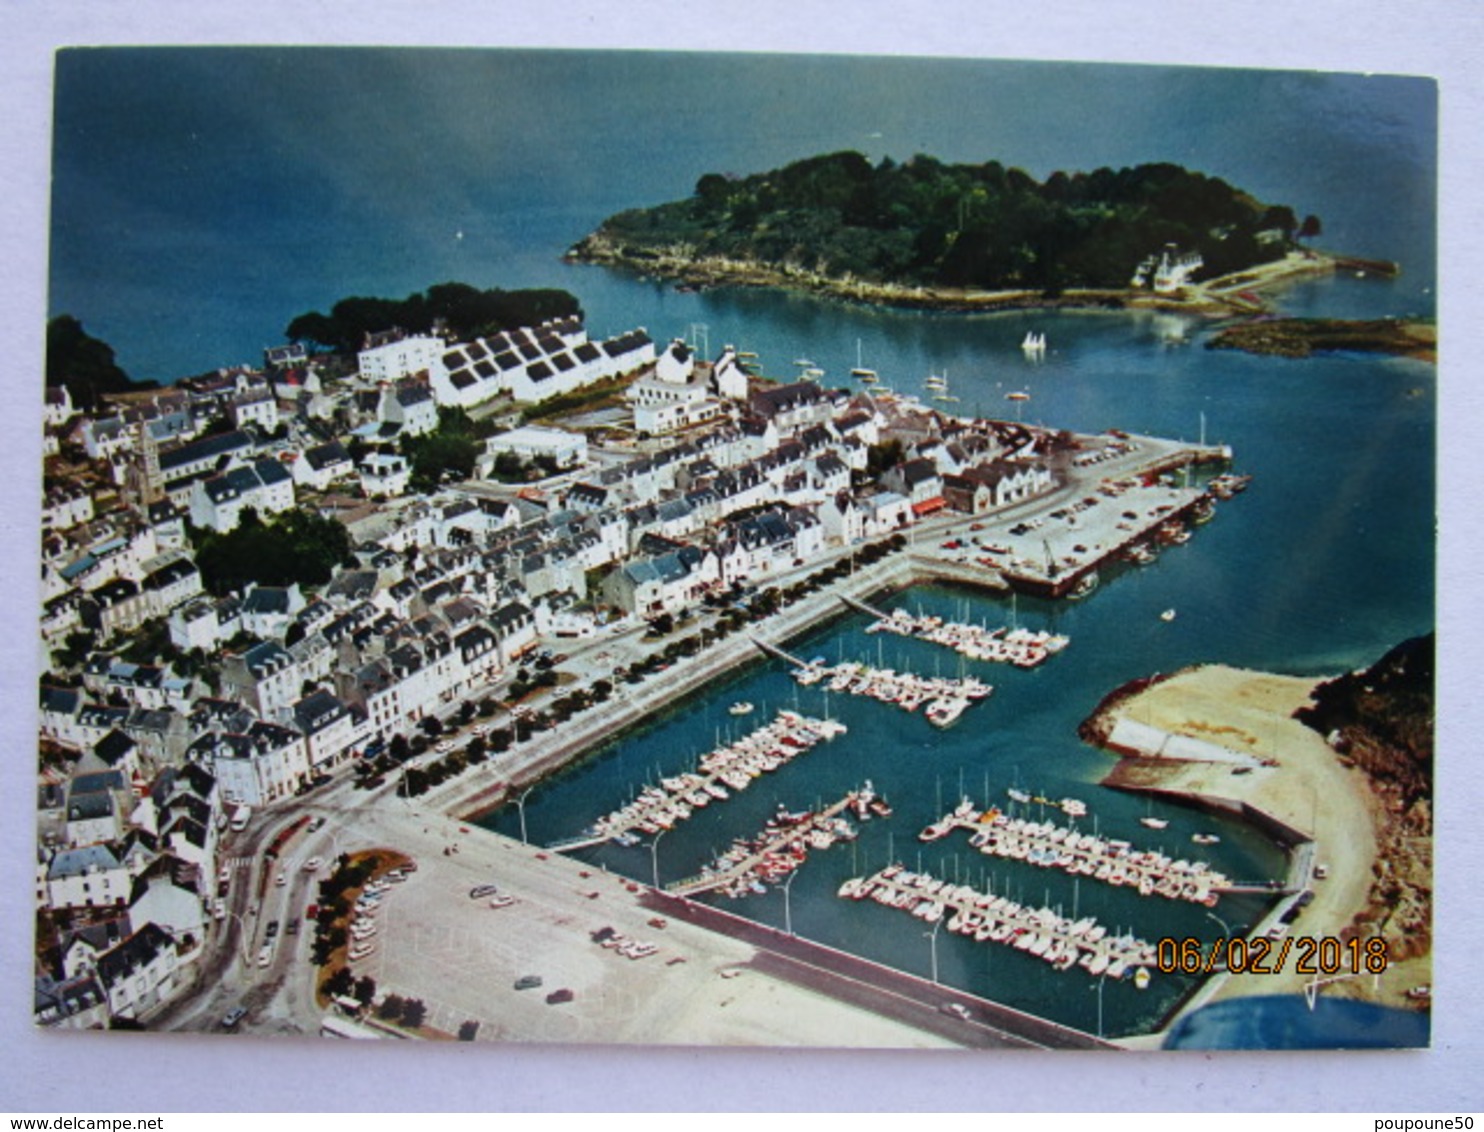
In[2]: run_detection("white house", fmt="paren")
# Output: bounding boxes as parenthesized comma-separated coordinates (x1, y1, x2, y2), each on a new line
(46, 843, 132, 911)
(229, 388, 280, 432)
(358, 334, 444, 384)
(94, 923, 184, 1022)
(485, 425, 589, 470)
(293, 441, 355, 491)
(359, 452, 412, 498)
(187, 459, 296, 533)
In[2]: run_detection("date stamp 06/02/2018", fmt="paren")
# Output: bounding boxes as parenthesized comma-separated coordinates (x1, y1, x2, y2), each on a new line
(1155, 935, 1390, 977)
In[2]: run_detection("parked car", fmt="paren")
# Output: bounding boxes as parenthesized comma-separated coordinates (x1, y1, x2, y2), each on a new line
(469, 884, 500, 899)
(545, 988, 575, 1005)
(222, 1006, 248, 1029)
(514, 975, 543, 991)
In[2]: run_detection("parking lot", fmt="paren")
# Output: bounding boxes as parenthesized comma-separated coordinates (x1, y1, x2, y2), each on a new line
(307, 805, 956, 1047)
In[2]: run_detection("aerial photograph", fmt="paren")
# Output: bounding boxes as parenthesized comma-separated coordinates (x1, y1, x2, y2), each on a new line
(33, 47, 1436, 1054)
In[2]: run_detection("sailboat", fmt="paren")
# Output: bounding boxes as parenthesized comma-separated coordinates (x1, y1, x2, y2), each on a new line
(850, 339, 878, 381)
(1139, 796, 1169, 830)
(926, 369, 959, 404)
(1021, 331, 1047, 356)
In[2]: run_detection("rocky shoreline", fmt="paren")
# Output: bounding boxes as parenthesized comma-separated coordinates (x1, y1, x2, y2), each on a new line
(1206, 317, 1436, 362)
(565, 233, 1305, 319)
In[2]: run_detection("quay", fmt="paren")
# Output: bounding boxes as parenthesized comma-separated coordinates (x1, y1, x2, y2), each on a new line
(642, 888, 1116, 1049)
(668, 792, 863, 897)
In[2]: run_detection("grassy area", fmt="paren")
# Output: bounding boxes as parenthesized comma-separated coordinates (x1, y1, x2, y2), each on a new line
(521, 371, 639, 423)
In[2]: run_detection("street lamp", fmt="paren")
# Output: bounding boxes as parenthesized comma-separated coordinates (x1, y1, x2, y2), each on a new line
(780, 869, 798, 937)
(515, 785, 536, 846)
(1205, 910, 1232, 970)
(649, 828, 667, 890)
(223, 909, 254, 968)
(924, 916, 943, 985)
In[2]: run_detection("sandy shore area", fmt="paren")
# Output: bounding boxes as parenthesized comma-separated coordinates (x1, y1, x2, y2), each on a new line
(1091, 665, 1428, 1012)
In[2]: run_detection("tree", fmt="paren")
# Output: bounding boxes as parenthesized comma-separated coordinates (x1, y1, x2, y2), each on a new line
(46, 315, 143, 409)
(377, 994, 406, 1021)
(400, 998, 428, 1029)
(458, 1020, 480, 1041)
(192, 507, 352, 596)
(353, 974, 377, 1007)
(324, 967, 354, 998)
(1299, 214, 1323, 242)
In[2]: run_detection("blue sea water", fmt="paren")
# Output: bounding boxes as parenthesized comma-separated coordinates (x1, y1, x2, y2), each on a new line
(46, 50, 1436, 1044)
(1164, 995, 1430, 1050)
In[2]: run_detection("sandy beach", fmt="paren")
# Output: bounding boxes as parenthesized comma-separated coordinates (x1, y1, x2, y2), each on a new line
(1089, 664, 1430, 1012)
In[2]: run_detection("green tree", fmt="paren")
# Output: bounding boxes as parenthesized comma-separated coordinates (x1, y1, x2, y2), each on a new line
(401, 998, 428, 1028)
(46, 316, 144, 409)
(353, 975, 377, 1006)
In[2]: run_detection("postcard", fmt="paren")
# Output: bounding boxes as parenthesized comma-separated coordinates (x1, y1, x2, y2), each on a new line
(34, 46, 1435, 1057)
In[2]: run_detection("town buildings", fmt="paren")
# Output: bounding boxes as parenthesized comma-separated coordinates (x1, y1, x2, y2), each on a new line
(35, 309, 1065, 1026)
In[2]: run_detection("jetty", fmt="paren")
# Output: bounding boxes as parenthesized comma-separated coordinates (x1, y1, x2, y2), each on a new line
(920, 799, 1230, 907)
(856, 600, 1070, 669)
(790, 659, 991, 727)
(668, 793, 865, 898)
(549, 710, 847, 852)
(841, 864, 1159, 982)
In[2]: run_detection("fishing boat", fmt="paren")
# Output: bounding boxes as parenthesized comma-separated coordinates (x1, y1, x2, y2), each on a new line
(1068, 573, 1100, 600)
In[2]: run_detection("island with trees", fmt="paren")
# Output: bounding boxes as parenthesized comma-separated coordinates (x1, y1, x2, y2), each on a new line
(567, 150, 1339, 314)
